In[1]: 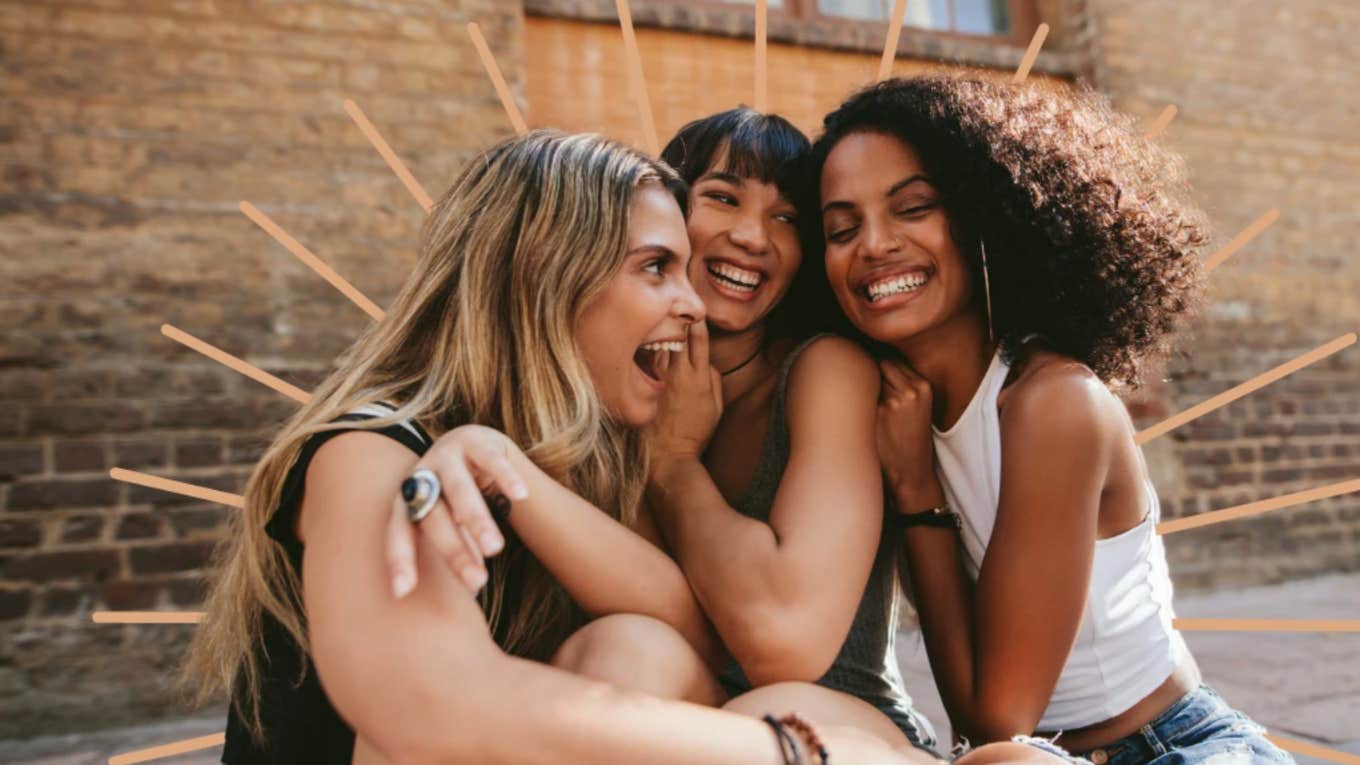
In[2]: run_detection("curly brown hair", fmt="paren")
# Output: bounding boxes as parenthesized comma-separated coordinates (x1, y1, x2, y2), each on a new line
(811, 74, 1210, 386)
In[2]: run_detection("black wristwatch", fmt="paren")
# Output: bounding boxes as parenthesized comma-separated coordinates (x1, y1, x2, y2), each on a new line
(886, 502, 961, 532)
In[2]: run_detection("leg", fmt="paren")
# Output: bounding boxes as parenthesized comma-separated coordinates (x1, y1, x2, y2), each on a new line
(722, 681, 932, 760)
(955, 741, 1085, 764)
(550, 613, 726, 705)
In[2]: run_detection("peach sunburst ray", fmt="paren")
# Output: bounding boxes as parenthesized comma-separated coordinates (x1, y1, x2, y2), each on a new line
(90, 3, 1357, 763)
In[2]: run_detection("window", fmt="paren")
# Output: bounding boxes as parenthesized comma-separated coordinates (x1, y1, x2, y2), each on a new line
(678, 0, 1037, 45)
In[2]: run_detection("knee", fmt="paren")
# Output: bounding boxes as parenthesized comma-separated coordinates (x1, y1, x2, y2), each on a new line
(956, 741, 1068, 764)
(550, 614, 720, 703)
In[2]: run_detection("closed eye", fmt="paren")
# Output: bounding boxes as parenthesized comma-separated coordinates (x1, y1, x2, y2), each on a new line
(704, 191, 738, 207)
(827, 224, 859, 243)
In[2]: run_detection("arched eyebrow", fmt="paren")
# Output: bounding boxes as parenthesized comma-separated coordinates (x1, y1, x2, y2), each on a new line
(821, 174, 933, 214)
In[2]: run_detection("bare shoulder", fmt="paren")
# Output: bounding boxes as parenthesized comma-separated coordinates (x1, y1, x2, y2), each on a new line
(787, 335, 879, 394)
(999, 349, 1125, 443)
(298, 430, 422, 542)
(785, 336, 879, 434)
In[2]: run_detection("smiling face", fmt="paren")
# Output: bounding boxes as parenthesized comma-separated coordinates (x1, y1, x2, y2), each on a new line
(820, 131, 977, 346)
(685, 150, 803, 334)
(576, 182, 703, 428)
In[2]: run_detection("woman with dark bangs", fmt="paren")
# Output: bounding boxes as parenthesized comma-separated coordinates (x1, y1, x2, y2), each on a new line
(811, 76, 1295, 764)
(644, 107, 943, 754)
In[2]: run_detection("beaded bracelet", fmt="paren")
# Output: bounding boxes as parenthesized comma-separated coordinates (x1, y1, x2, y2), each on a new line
(762, 713, 830, 765)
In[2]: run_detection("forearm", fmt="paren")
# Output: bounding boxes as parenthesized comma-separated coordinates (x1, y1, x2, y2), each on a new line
(899, 522, 984, 737)
(508, 451, 719, 660)
(647, 457, 794, 643)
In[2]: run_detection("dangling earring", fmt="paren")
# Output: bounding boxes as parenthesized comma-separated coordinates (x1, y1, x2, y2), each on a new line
(979, 239, 995, 343)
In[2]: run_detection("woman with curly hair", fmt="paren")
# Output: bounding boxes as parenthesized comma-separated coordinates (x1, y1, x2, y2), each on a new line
(812, 75, 1295, 764)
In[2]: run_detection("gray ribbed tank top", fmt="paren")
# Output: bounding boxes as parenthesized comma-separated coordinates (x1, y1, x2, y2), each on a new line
(716, 334, 938, 752)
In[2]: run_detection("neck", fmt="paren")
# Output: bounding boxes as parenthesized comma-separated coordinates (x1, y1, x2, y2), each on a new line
(710, 322, 769, 405)
(892, 310, 996, 430)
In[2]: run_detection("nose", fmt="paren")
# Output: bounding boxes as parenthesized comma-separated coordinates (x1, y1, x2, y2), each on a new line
(675, 271, 706, 324)
(728, 209, 771, 256)
(861, 216, 900, 260)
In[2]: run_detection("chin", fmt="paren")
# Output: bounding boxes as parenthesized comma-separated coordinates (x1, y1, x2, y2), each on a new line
(615, 400, 659, 430)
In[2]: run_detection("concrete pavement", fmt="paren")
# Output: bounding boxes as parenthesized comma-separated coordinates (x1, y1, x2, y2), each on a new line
(4, 573, 1357, 764)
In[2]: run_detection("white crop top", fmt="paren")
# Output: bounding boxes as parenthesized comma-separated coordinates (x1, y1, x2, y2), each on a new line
(931, 349, 1187, 731)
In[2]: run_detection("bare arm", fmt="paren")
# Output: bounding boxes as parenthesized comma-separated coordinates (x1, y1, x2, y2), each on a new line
(649, 337, 885, 685)
(503, 448, 722, 665)
(889, 368, 1111, 741)
(303, 431, 925, 765)
(383, 424, 720, 664)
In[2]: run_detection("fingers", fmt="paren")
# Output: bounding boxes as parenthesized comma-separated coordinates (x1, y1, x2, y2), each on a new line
(460, 443, 529, 555)
(419, 499, 488, 593)
(687, 318, 709, 370)
(879, 359, 929, 399)
(709, 366, 723, 418)
(433, 452, 503, 558)
(386, 496, 418, 598)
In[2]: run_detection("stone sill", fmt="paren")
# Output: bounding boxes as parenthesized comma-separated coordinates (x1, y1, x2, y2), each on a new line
(524, 0, 1085, 79)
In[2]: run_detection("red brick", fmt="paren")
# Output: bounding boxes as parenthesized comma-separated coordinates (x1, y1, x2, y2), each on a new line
(0, 588, 33, 620)
(115, 513, 163, 540)
(100, 580, 160, 610)
(6, 478, 121, 510)
(174, 438, 223, 468)
(60, 515, 104, 543)
(2, 549, 121, 582)
(0, 443, 46, 478)
(0, 519, 43, 548)
(54, 440, 108, 472)
(112, 438, 169, 469)
(127, 541, 216, 575)
(39, 585, 93, 616)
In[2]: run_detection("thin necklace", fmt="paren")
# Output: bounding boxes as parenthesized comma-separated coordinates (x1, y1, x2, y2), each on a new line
(720, 344, 764, 376)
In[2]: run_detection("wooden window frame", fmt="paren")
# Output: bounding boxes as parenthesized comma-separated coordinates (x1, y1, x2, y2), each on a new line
(658, 0, 1041, 47)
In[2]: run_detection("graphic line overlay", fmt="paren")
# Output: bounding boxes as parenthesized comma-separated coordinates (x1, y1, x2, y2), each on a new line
(1266, 734, 1360, 765)
(160, 324, 312, 404)
(92, 610, 205, 624)
(1158, 478, 1360, 535)
(1205, 208, 1281, 273)
(754, 0, 768, 112)
(468, 22, 528, 136)
(877, 0, 910, 81)
(108, 733, 226, 765)
(1174, 619, 1360, 633)
(1012, 23, 1049, 83)
(1135, 333, 1357, 444)
(110, 467, 246, 508)
(239, 201, 385, 320)
(1145, 104, 1178, 138)
(343, 99, 434, 212)
(614, 0, 661, 155)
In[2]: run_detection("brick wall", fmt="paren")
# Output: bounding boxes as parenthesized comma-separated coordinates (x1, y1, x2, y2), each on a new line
(0, 0, 520, 736)
(3, 0, 1355, 740)
(1083, 0, 1360, 590)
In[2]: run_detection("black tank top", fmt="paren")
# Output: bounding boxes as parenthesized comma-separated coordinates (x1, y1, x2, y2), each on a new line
(222, 404, 431, 764)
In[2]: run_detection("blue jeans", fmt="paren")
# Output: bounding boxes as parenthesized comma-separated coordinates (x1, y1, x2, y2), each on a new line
(1072, 685, 1295, 765)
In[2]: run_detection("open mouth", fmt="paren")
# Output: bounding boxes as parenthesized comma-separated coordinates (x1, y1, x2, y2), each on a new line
(706, 260, 764, 295)
(861, 270, 930, 303)
(633, 340, 683, 383)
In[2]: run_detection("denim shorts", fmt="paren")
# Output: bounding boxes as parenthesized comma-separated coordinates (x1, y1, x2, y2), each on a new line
(1070, 685, 1295, 765)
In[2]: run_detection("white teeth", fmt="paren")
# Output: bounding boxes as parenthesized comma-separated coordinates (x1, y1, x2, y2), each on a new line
(640, 341, 685, 352)
(866, 272, 928, 301)
(708, 262, 761, 290)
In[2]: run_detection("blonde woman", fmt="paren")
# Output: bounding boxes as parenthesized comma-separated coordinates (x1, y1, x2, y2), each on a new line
(187, 130, 958, 765)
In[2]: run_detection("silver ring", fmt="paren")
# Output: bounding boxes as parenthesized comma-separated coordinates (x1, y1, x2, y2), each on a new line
(402, 468, 441, 523)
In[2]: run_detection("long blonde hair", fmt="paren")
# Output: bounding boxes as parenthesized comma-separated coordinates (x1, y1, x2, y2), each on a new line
(185, 130, 687, 738)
